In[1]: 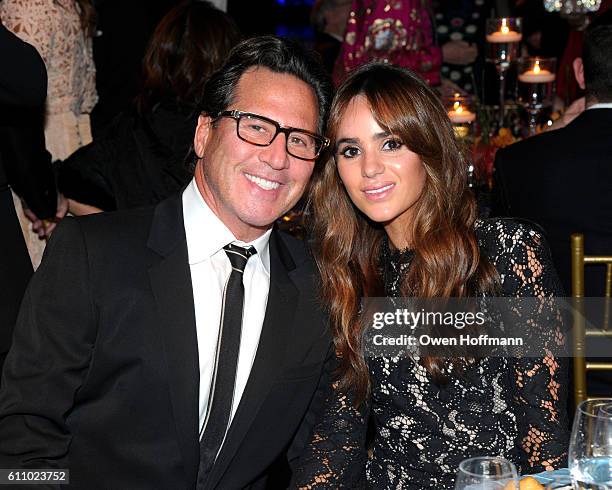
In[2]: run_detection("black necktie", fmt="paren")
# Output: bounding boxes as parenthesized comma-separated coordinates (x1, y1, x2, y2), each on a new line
(196, 243, 257, 488)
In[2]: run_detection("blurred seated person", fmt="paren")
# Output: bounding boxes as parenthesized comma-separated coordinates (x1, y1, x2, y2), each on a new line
(549, 2, 611, 131)
(0, 22, 64, 374)
(1, 0, 97, 267)
(58, 0, 240, 214)
(311, 0, 352, 73)
(332, 0, 441, 86)
(492, 10, 612, 296)
(433, 0, 487, 95)
(515, 0, 569, 61)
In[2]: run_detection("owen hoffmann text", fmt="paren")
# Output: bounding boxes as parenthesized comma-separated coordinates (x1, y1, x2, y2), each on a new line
(369, 309, 524, 347)
(371, 333, 524, 347)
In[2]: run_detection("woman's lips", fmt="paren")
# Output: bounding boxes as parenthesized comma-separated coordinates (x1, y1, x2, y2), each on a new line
(362, 183, 395, 200)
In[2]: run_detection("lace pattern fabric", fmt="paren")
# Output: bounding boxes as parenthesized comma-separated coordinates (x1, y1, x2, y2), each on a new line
(0, 0, 97, 118)
(291, 219, 569, 489)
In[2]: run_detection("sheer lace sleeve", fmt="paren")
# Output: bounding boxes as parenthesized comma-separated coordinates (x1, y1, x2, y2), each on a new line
(290, 371, 369, 489)
(479, 219, 569, 474)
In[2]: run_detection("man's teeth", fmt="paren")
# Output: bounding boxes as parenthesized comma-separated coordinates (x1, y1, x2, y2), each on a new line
(245, 173, 280, 190)
(365, 184, 394, 194)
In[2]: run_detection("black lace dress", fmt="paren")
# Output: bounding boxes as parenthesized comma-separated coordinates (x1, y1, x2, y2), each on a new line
(292, 219, 569, 489)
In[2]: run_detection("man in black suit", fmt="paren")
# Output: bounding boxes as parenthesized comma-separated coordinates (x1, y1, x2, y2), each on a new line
(0, 23, 60, 376)
(0, 36, 333, 489)
(493, 10, 612, 296)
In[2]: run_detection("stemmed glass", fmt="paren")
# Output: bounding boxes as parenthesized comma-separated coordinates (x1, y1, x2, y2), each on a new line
(455, 456, 519, 489)
(569, 399, 612, 489)
(486, 18, 522, 127)
(518, 57, 556, 135)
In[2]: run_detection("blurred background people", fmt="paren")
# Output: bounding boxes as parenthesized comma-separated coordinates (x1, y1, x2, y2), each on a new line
(492, 10, 612, 297)
(332, 0, 442, 86)
(433, 0, 487, 95)
(311, 0, 352, 72)
(89, 0, 179, 135)
(0, 0, 98, 162)
(57, 0, 240, 214)
(0, 0, 97, 267)
(0, 22, 60, 376)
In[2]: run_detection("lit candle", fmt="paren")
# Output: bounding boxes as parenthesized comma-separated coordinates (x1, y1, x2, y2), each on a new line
(486, 19, 522, 43)
(448, 100, 476, 124)
(518, 59, 555, 83)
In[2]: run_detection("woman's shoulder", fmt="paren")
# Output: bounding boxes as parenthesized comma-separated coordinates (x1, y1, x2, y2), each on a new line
(475, 218, 561, 295)
(474, 217, 548, 258)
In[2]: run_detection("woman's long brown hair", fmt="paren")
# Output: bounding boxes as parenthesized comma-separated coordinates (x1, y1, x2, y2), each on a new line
(138, 0, 240, 112)
(307, 63, 499, 405)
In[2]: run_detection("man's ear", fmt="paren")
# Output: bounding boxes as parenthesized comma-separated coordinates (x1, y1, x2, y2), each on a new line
(573, 57, 586, 90)
(194, 114, 212, 158)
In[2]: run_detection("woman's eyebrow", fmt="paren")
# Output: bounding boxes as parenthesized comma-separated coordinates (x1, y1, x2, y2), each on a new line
(336, 131, 390, 148)
(336, 137, 359, 146)
(334, 137, 359, 151)
(373, 130, 391, 140)
(335, 132, 393, 152)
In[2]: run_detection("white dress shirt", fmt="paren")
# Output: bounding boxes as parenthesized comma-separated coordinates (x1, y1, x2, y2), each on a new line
(182, 179, 271, 437)
(588, 102, 612, 110)
(207, 0, 227, 11)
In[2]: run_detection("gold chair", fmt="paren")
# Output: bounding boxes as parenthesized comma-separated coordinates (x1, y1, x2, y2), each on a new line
(571, 233, 612, 407)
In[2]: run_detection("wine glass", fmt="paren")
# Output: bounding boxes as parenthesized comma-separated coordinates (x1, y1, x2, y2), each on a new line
(569, 399, 612, 489)
(455, 456, 519, 489)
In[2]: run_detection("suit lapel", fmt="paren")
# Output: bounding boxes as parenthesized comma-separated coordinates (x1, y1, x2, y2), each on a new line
(205, 230, 299, 488)
(148, 197, 200, 487)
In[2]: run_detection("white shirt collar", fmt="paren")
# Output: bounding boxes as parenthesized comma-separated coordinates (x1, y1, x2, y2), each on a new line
(588, 102, 612, 110)
(182, 178, 272, 274)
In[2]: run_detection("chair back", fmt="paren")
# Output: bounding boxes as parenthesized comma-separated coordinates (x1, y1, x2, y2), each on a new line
(571, 233, 612, 407)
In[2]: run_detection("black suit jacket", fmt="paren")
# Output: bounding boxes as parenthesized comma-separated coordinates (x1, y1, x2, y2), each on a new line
(0, 196, 332, 489)
(492, 108, 612, 296)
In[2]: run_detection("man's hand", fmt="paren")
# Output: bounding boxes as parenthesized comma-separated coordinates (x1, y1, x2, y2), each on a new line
(23, 193, 68, 238)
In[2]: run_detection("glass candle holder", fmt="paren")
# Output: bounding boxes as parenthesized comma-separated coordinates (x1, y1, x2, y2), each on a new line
(486, 18, 522, 127)
(518, 57, 556, 135)
(444, 94, 476, 140)
(486, 18, 523, 67)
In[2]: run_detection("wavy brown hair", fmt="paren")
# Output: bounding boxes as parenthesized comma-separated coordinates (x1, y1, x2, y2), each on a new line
(308, 63, 499, 405)
(137, 0, 240, 112)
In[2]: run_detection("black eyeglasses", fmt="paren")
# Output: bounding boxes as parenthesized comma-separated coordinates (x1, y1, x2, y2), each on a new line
(214, 110, 329, 161)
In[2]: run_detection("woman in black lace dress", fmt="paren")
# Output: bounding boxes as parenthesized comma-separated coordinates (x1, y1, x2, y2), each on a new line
(292, 63, 569, 489)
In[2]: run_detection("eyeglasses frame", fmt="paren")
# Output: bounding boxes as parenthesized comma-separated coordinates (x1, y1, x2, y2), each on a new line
(213, 110, 330, 161)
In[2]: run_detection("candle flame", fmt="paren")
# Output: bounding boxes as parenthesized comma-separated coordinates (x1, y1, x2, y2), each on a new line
(501, 18, 509, 34)
(453, 101, 463, 114)
(533, 60, 541, 74)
